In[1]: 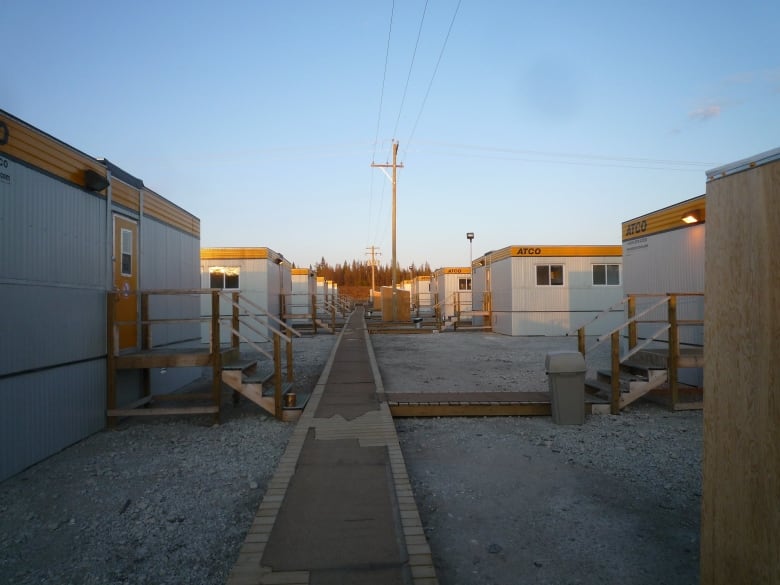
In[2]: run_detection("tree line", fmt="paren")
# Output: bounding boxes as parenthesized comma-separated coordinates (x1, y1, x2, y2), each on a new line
(302, 258, 433, 287)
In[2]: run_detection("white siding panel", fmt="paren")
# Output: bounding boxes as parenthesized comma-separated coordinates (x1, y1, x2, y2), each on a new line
(0, 159, 107, 287)
(0, 360, 105, 481)
(624, 225, 704, 347)
(0, 284, 105, 376)
(141, 218, 200, 349)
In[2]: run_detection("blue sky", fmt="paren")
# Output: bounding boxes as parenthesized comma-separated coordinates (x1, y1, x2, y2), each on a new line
(4, 0, 779, 270)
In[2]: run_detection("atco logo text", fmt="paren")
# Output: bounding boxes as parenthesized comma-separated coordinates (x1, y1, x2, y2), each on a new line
(624, 220, 648, 237)
(516, 247, 542, 255)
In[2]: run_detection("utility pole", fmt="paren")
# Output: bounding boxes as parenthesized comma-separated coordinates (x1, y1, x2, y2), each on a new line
(371, 141, 404, 321)
(365, 246, 381, 293)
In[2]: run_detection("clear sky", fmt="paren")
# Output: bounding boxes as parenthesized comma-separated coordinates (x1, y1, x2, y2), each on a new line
(4, 1, 779, 270)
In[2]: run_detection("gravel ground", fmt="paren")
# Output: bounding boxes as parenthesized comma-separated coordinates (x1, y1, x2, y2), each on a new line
(372, 333, 702, 585)
(0, 331, 702, 585)
(0, 334, 336, 585)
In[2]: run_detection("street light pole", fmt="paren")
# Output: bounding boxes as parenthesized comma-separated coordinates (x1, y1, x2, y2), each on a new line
(466, 232, 474, 268)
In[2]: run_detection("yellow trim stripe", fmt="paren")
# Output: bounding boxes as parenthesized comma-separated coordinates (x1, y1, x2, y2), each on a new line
(1, 111, 199, 238)
(476, 245, 622, 264)
(201, 247, 283, 262)
(1, 111, 106, 190)
(291, 268, 312, 276)
(434, 267, 471, 277)
(622, 195, 706, 242)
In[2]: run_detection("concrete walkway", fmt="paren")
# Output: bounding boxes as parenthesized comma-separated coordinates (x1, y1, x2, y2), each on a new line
(226, 307, 438, 585)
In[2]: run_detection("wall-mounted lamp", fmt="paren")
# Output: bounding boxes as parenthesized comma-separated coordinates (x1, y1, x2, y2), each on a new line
(681, 211, 701, 224)
(84, 169, 109, 192)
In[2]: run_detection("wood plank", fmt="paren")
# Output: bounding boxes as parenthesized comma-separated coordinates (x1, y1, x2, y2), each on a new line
(115, 350, 213, 369)
(107, 406, 219, 416)
(389, 403, 552, 417)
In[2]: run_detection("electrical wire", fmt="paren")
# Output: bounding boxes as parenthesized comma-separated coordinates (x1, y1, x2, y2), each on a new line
(391, 0, 429, 140)
(368, 0, 396, 250)
(403, 0, 463, 159)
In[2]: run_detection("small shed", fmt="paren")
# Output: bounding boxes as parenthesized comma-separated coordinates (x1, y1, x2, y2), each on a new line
(471, 245, 624, 336)
(200, 247, 291, 343)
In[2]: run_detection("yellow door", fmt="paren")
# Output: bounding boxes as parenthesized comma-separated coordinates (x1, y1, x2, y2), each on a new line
(113, 215, 138, 351)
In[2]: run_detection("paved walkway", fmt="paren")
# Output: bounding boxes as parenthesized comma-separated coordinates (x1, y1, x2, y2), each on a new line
(226, 307, 438, 585)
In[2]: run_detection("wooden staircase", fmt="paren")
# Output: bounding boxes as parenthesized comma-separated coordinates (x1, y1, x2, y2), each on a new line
(221, 356, 305, 422)
(575, 293, 704, 414)
(220, 291, 306, 421)
(586, 356, 670, 414)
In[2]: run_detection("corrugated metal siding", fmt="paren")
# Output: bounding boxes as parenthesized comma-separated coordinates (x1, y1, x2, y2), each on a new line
(0, 360, 105, 482)
(1, 284, 105, 376)
(486, 255, 625, 336)
(623, 225, 704, 347)
(510, 256, 624, 312)
(141, 217, 200, 348)
(136, 217, 201, 394)
(1, 158, 107, 287)
(1, 158, 108, 375)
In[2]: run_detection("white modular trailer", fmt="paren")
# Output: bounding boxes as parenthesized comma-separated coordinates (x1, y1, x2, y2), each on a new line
(287, 268, 316, 322)
(471, 246, 624, 336)
(622, 195, 706, 386)
(433, 267, 473, 321)
(200, 247, 291, 343)
(0, 110, 201, 482)
(413, 275, 434, 314)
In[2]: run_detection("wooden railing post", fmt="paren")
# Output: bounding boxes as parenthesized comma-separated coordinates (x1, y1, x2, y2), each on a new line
(611, 331, 621, 415)
(578, 327, 586, 357)
(231, 292, 240, 350)
(211, 290, 222, 423)
(628, 295, 637, 350)
(331, 303, 336, 332)
(274, 332, 282, 420)
(286, 336, 294, 382)
(312, 294, 318, 334)
(141, 292, 151, 350)
(107, 291, 117, 427)
(668, 294, 679, 410)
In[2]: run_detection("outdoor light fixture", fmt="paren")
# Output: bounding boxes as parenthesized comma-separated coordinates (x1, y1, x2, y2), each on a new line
(681, 211, 701, 224)
(84, 169, 109, 192)
(466, 232, 475, 267)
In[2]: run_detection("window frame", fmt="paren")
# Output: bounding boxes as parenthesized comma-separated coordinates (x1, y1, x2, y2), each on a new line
(208, 266, 241, 290)
(536, 264, 564, 286)
(592, 263, 621, 286)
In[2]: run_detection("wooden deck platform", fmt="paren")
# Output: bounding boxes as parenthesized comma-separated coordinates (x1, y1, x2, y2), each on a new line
(386, 391, 608, 417)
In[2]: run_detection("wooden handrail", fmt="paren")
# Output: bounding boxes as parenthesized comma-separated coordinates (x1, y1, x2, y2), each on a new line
(575, 292, 704, 413)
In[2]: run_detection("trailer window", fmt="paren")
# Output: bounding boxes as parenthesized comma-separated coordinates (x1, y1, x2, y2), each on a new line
(536, 265, 564, 286)
(592, 264, 620, 286)
(458, 278, 472, 291)
(120, 228, 133, 276)
(209, 266, 240, 289)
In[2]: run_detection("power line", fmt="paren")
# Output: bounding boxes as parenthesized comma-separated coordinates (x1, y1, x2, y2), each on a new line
(368, 0, 396, 250)
(403, 0, 462, 158)
(414, 140, 717, 167)
(391, 0, 429, 140)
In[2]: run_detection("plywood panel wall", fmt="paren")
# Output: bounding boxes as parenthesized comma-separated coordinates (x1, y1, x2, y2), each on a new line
(702, 158, 780, 583)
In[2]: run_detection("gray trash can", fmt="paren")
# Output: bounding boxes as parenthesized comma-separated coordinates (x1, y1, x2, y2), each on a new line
(545, 351, 586, 425)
